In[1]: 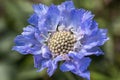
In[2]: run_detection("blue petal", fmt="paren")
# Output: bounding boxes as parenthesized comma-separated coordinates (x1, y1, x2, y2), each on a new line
(68, 9, 94, 34)
(89, 20, 98, 32)
(13, 26, 41, 54)
(44, 5, 60, 30)
(60, 61, 75, 72)
(60, 57, 91, 80)
(38, 5, 60, 35)
(47, 55, 63, 76)
(12, 44, 41, 55)
(53, 55, 64, 64)
(14, 35, 27, 46)
(80, 12, 94, 36)
(72, 70, 90, 80)
(59, 10, 71, 27)
(82, 29, 109, 49)
(70, 9, 86, 27)
(41, 46, 52, 59)
(13, 35, 36, 49)
(21, 25, 41, 44)
(81, 47, 104, 56)
(32, 4, 48, 16)
(71, 57, 91, 80)
(34, 54, 51, 72)
(81, 11, 94, 23)
(68, 51, 84, 60)
(58, 1, 75, 11)
(12, 45, 30, 54)
(22, 25, 36, 37)
(37, 60, 51, 72)
(77, 57, 91, 72)
(33, 54, 43, 68)
(58, 1, 75, 27)
(28, 14, 38, 26)
(85, 20, 98, 36)
(29, 46, 41, 55)
(47, 60, 55, 76)
(34, 31, 44, 43)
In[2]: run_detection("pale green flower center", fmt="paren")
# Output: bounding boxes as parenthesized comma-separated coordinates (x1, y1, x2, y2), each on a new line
(48, 31, 76, 54)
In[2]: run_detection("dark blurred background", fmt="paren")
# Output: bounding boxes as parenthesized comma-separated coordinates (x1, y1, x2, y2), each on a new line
(0, 0, 120, 80)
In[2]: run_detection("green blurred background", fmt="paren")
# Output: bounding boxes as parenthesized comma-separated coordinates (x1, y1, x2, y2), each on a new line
(0, 0, 120, 80)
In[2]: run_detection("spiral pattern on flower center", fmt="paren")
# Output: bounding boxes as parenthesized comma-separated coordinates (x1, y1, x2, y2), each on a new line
(48, 31, 76, 54)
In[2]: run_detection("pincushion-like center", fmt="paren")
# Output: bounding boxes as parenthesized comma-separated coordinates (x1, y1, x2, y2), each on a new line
(48, 31, 76, 54)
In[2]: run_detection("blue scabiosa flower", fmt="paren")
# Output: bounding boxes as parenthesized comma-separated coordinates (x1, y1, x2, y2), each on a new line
(12, 1, 109, 80)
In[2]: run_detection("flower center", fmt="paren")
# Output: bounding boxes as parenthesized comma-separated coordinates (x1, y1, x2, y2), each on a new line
(48, 31, 76, 55)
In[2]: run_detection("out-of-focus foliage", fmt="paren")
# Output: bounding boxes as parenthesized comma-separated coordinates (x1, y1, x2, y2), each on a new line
(0, 0, 120, 80)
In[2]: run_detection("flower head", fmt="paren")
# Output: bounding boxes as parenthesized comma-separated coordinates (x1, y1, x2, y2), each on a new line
(12, 1, 109, 80)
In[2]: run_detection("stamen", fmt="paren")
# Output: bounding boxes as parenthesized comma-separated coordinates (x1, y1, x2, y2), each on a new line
(56, 24, 60, 31)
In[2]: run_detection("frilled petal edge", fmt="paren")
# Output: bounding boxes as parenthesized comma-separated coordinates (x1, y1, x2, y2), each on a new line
(58, 1, 75, 11)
